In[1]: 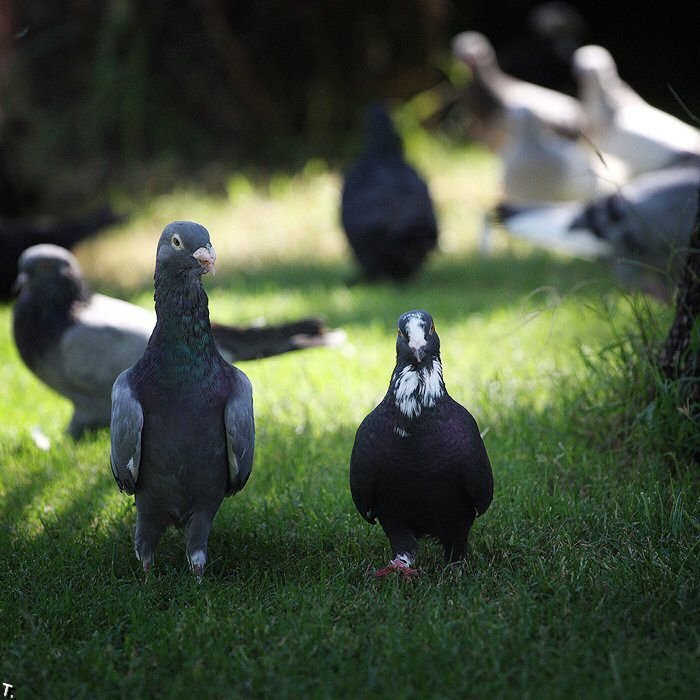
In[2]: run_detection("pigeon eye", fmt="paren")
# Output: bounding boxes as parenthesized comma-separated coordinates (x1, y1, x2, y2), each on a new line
(171, 235, 182, 249)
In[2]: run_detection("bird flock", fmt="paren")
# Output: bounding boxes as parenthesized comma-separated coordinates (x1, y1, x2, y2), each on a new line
(450, 23, 699, 298)
(9, 3, 700, 578)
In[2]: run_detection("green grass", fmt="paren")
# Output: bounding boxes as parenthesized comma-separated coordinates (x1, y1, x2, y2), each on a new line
(1, 138, 697, 699)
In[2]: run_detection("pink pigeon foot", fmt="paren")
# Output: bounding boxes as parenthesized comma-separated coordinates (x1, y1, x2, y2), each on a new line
(374, 558, 419, 579)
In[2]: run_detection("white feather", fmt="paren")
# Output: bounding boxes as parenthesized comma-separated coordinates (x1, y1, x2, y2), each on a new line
(393, 362, 445, 418)
(404, 314, 426, 354)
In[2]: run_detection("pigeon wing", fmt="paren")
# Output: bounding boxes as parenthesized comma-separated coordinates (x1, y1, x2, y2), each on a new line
(59, 294, 153, 399)
(109, 369, 143, 494)
(449, 400, 494, 517)
(349, 414, 379, 524)
(224, 369, 255, 496)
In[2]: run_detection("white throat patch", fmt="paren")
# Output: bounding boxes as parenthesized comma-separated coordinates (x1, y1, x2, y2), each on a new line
(394, 360, 444, 418)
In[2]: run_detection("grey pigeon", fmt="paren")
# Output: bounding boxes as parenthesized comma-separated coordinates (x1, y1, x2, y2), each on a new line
(110, 221, 254, 577)
(451, 31, 585, 152)
(495, 165, 700, 296)
(13, 244, 343, 439)
(573, 45, 700, 177)
(341, 103, 438, 282)
(349, 310, 493, 577)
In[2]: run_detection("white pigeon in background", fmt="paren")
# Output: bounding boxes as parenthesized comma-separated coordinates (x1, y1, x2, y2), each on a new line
(573, 44, 700, 177)
(500, 105, 627, 205)
(494, 165, 700, 297)
(452, 30, 585, 152)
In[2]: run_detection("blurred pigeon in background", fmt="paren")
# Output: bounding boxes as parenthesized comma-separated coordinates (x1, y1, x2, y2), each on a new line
(13, 244, 343, 438)
(573, 44, 700, 176)
(451, 30, 585, 152)
(499, 105, 625, 205)
(499, 1, 589, 94)
(495, 165, 700, 297)
(341, 103, 438, 282)
(0, 205, 122, 298)
(110, 221, 254, 577)
(350, 310, 493, 578)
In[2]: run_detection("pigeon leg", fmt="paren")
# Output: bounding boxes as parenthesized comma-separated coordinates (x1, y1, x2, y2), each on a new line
(185, 511, 215, 579)
(375, 524, 419, 578)
(67, 411, 92, 440)
(442, 515, 475, 564)
(442, 538, 467, 564)
(134, 511, 167, 573)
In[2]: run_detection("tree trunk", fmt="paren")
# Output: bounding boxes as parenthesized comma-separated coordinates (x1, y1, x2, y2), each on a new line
(659, 185, 700, 405)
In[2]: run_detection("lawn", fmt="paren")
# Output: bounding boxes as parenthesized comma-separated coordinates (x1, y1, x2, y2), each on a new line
(0, 133, 697, 699)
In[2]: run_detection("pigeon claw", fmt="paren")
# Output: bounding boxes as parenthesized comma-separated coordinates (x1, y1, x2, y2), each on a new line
(192, 563, 204, 581)
(374, 558, 419, 579)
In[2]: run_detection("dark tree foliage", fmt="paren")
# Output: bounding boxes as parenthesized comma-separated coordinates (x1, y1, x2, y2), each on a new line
(1, 0, 697, 213)
(2, 1, 448, 165)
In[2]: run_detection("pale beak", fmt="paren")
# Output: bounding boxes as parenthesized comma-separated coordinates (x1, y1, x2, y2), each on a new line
(192, 245, 216, 276)
(412, 346, 425, 363)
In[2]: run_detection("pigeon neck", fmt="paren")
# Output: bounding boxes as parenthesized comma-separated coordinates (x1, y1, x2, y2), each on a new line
(367, 132, 403, 158)
(12, 276, 90, 366)
(147, 270, 218, 380)
(391, 357, 446, 421)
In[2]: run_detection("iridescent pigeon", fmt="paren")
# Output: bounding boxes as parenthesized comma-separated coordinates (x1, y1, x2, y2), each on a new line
(109, 221, 255, 577)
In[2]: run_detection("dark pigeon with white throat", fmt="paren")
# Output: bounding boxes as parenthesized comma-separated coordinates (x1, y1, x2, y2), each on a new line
(350, 310, 493, 577)
(109, 221, 255, 578)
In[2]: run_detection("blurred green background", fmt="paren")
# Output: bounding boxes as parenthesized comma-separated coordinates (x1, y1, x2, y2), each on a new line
(1, 0, 698, 215)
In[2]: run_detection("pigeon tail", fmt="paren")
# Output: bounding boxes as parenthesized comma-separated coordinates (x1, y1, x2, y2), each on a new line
(211, 317, 346, 361)
(494, 200, 614, 259)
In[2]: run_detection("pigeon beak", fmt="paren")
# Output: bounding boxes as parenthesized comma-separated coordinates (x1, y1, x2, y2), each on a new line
(12, 271, 28, 295)
(193, 245, 216, 276)
(411, 346, 425, 363)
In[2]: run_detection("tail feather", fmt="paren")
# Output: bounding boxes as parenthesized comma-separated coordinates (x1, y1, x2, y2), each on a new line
(212, 318, 346, 362)
(493, 201, 614, 259)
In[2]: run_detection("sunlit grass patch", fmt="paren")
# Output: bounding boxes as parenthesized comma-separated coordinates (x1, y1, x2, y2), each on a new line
(0, 137, 695, 698)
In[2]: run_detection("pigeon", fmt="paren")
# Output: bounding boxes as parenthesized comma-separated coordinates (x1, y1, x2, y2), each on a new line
(495, 165, 700, 296)
(0, 205, 122, 298)
(12, 244, 343, 439)
(340, 103, 438, 282)
(572, 44, 700, 177)
(110, 221, 254, 577)
(451, 31, 585, 152)
(499, 105, 626, 205)
(499, 1, 589, 95)
(349, 310, 493, 577)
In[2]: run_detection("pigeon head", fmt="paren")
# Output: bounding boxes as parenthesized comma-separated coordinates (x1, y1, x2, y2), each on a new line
(364, 103, 402, 155)
(452, 31, 498, 71)
(396, 310, 440, 365)
(571, 44, 617, 81)
(529, 2, 587, 44)
(14, 244, 89, 301)
(156, 221, 217, 278)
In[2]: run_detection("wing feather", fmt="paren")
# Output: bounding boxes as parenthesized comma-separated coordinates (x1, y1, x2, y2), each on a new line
(109, 369, 143, 494)
(224, 369, 255, 496)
